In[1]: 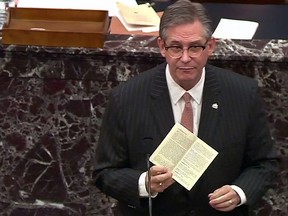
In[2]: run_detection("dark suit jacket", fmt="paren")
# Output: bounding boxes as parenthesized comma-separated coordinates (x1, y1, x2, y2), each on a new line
(93, 63, 278, 216)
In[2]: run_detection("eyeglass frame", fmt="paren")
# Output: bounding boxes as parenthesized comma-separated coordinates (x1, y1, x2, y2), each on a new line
(164, 39, 210, 59)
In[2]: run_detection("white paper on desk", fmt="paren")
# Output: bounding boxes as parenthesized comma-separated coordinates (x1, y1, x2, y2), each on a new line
(0, 1, 16, 9)
(117, 12, 159, 33)
(212, 18, 259, 40)
(15, 0, 137, 17)
(116, 1, 159, 33)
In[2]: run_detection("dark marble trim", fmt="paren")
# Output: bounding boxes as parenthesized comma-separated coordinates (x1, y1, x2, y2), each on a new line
(0, 34, 287, 65)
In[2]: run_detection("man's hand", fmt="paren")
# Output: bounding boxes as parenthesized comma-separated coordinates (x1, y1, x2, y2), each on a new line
(208, 185, 241, 212)
(145, 165, 174, 194)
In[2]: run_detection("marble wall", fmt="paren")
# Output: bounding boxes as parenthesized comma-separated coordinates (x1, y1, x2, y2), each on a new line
(0, 34, 287, 215)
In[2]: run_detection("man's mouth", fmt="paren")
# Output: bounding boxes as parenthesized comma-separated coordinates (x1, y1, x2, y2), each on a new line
(178, 66, 196, 71)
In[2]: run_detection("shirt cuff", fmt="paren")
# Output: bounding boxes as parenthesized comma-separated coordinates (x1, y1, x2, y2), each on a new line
(230, 185, 247, 206)
(138, 172, 158, 198)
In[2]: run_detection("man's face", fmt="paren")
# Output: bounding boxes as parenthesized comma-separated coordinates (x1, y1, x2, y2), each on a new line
(157, 21, 216, 90)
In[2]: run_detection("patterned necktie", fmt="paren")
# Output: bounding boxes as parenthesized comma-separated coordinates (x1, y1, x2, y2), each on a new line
(181, 92, 193, 132)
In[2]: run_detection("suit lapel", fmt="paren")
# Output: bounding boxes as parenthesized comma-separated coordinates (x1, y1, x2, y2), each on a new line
(149, 64, 221, 148)
(198, 65, 221, 147)
(150, 64, 175, 142)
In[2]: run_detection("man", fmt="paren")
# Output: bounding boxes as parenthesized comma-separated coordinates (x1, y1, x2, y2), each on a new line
(93, 0, 279, 215)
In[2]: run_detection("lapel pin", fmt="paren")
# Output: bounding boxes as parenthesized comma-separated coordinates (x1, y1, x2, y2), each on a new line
(212, 103, 218, 109)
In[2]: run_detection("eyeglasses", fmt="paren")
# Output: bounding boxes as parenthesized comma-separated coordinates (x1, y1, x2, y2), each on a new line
(164, 40, 209, 58)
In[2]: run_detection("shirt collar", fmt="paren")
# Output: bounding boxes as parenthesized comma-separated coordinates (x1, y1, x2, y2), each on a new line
(166, 65, 205, 105)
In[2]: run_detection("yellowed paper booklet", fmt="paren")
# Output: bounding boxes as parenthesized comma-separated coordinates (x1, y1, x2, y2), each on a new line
(149, 123, 218, 190)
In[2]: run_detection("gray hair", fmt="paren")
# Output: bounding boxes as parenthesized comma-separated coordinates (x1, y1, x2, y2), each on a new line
(159, 0, 212, 40)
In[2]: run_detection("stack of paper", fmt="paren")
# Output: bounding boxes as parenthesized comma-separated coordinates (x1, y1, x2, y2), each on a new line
(116, 2, 160, 33)
(117, 2, 159, 26)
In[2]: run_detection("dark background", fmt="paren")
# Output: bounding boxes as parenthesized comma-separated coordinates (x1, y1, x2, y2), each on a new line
(137, 0, 288, 39)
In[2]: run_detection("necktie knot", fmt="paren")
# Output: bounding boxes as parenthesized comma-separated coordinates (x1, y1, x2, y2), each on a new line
(182, 92, 191, 104)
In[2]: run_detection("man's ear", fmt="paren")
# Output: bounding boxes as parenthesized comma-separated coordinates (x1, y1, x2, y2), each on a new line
(157, 37, 166, 57)
(207, 37, 217, 56)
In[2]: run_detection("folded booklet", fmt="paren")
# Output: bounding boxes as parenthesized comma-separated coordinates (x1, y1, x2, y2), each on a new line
(149, 123, 218, 190)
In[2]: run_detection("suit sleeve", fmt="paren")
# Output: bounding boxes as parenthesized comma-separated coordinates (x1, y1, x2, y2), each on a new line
(232, 82, 279, 205)
(92, 88, 143, 208)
